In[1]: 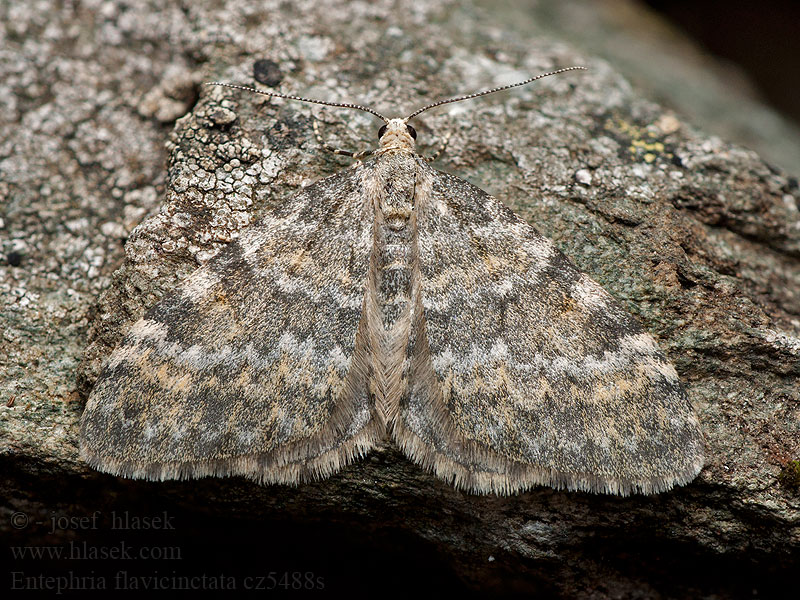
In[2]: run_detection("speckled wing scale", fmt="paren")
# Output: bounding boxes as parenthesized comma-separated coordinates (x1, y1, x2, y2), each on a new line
(80, 67, 705, 495)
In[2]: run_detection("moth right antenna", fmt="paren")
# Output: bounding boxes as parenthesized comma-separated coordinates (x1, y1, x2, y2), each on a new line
(404, 66, 587, 120)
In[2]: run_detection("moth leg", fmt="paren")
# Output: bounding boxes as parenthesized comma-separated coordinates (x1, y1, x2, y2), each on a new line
(424, 130, 452, 162)
(312, 118, 374, 159)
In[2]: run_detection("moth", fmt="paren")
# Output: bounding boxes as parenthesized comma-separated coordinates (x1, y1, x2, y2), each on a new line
(80, 68, 704, 495)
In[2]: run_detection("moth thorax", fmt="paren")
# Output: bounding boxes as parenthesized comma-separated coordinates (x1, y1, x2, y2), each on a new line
(378, 118, 416, 152)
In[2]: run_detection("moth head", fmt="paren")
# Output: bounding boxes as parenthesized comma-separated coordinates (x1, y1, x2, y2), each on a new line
(377, 118, 417, 153)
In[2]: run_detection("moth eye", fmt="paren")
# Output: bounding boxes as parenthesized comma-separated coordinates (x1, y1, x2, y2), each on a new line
(378, 124, 387, 139)
(406, 124, 417, 139)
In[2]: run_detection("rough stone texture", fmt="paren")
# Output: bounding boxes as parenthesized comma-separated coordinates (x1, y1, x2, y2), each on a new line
(1, 0, 798, 597)
(495, 0, 800, 177)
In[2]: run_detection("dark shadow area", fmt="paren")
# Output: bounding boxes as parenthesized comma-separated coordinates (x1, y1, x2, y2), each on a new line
(3, 462, 796, 598)
(644, 0, 800, 127)
(6, 499, 468, 596)
(3, 460, 469, 596)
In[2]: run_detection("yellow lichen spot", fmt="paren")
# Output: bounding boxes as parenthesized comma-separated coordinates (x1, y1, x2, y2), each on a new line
(611, 117, 669, 163)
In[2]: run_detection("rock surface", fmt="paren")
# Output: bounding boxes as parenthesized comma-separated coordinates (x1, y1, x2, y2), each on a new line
(2, 0, 798, 597)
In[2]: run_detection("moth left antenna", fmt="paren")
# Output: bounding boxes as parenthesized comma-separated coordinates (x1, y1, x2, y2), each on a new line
(404, 66, 587, 120)
(204, 82, 390, 123)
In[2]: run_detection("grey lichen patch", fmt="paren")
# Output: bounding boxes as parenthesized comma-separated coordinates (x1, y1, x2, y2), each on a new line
(0, 0, 208, 474)
(138, 65, 203, 124)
